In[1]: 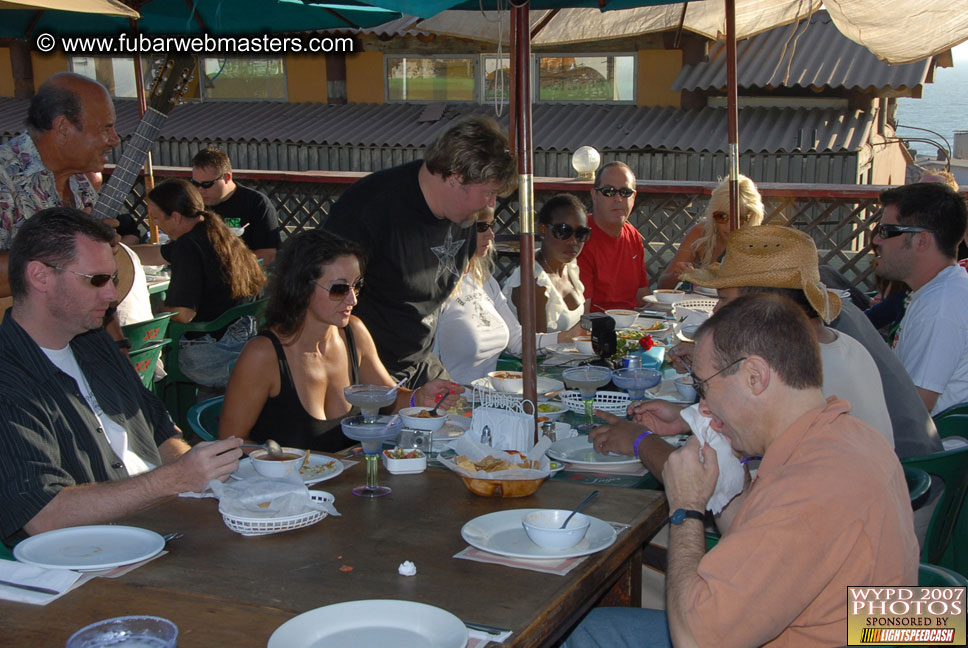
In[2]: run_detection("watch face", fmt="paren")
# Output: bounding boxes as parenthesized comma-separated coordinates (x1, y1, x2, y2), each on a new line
(671, 509, 686, 525)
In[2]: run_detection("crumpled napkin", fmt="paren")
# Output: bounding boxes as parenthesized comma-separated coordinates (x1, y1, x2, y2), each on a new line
(208, 476, 339, 519)
(0, 559, 83, 605)
(679, 404, 745, 515)
(470, 406, 535, 452)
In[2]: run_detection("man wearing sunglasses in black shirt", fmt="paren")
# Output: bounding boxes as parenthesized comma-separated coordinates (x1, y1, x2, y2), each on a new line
(578, 161, 651, 311)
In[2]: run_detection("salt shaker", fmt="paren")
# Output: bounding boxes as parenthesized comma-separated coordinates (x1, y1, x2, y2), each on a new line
(480, 425, 492, 447)
(541, 420, 556, 442)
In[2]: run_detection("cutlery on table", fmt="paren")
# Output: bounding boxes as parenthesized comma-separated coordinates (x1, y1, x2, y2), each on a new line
(464, 621, 512, 636)
(561, 490, 600, 528)
(240, 439, 284, 457)
(0, 579, 61, 595)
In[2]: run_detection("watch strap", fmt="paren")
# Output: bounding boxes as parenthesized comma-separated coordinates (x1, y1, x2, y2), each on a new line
(670, 508, 704, 525)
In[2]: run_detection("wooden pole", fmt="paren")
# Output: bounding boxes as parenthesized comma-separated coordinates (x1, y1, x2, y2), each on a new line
(725, 0, 740, 231)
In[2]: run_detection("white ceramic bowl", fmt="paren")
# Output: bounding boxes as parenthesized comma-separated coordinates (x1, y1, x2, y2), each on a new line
(522, 510, 591, 549)
(675, 376, 698, 402)
(487, 370, 523, 393)
(605, 309, 639, 328)
(229, 227, 245, 237)
(573, 336, 595, 355)
(652, 289, 686, 304)
(536, 402, 566, 421)
(250, 447, 305, 478)
(382, 448, 427, 475)
(398, 406, 448, 432)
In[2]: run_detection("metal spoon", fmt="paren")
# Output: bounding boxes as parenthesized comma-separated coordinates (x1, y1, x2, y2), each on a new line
(560, 490, 599, 529)
(428, 390, 449, 417)
(241, 439, 284, 457)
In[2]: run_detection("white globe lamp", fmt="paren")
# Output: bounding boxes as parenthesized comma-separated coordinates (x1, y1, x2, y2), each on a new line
(571, 146, 601, 181)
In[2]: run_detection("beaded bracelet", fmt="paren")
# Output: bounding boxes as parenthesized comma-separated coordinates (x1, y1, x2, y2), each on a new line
(409, 391, 417, 408)
(633, 430, 653, 458)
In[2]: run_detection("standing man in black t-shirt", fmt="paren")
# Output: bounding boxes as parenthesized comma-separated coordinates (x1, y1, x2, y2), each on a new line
(324, 115, 516, 388)
(190, 148, 281, 265)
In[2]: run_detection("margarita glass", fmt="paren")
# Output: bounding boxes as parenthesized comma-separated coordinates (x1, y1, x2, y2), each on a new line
(344, 384, 397, 423)
(562, 365, 613, 432)
(341, 415, 403, 498)
(611, 368, 663, 401)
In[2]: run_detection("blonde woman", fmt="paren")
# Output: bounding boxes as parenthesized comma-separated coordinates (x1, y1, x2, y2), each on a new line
(433, 207, 583, 384)
(656, 175, 764, 289)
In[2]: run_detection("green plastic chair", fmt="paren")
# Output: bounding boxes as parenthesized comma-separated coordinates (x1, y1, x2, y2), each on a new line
(160, 298, 268, 432)
(121, 311, 176, 351)
(919, 562, 968, 587)
(187, 395, 223, 442)
(901, 442, 968, 576)
(127, 338, 170, 390)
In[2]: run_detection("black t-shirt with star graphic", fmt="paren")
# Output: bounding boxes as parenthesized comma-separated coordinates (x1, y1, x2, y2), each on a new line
(324, 160, 477, 385)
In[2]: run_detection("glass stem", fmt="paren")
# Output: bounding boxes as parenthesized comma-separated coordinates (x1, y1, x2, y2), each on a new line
(365, 454, 379, 490)
(584, 397, 594, 426)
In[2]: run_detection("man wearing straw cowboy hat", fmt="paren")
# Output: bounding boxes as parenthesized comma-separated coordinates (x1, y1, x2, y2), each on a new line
(590, 225, 894, 475)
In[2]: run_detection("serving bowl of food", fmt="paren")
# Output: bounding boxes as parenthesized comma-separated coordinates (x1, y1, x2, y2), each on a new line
(652, 289, 686, 304)
(487, 370, 523, 393)
(536, 402, 566, 421)
(454, 452, 547, 498)
(250, 447, 306, 478)
(573, 336, 595, 355)
(399, 406, 448, 432)
(605, 309, 639, 328)
(522, 510, 591, 549)
(382, 448, 427, 475)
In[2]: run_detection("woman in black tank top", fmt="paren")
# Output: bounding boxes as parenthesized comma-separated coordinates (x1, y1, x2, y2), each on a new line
(218, 230, 458, 452)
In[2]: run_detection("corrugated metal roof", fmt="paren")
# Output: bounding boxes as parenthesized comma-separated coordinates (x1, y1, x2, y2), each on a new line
(0, 98, 873, 154)
(672, 10, 932, 93)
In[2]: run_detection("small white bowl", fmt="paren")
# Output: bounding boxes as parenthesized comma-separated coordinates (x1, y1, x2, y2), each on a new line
(382, 448, 427, 475)
(573, 336, 595, 355)
(675, 376, 698, 402)
(536, 402, 566, 421)
(605, 309, 639, 328)
(229, 227, 245, 237)
(250, 447, 305, 478)
(522, 510, 591, 549)
(553, 422, 577, 441)
(487, 370, 523, 393)
(652, 289, 686, 304)
(399, 406, 448, 432)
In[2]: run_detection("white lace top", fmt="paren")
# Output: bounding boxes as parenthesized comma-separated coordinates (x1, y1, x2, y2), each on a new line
(502, 257, 585, 332)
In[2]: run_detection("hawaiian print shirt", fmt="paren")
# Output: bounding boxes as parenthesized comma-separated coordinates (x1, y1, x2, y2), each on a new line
(0, 132, 97, 251)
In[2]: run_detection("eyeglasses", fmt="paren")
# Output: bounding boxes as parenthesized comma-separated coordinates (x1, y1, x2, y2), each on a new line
(549, 223, 593, 243)
(594, 185, 635, 199)
(44, 264, 118, 288)
(690, 356, 747, 401)
(872, 223, 934, 240)
(713, 211, 729, 224)
(476, 221, 495, 233)
(189, 175, 224, 189)
(315, 278, 364, 301)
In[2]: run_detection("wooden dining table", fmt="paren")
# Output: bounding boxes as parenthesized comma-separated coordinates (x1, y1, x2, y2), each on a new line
(4, 461, 668, 647)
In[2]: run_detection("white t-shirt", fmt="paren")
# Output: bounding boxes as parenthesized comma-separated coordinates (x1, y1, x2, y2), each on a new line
(434, 275, 557, 384)
(502, 257, 585, 333)
(42, 345, 154, 476)
(820, 328, 894, 447)
(893, 264, 968, 415)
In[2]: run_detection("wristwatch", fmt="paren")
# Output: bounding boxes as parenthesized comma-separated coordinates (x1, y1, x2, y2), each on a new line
(670, 508, 704, 525)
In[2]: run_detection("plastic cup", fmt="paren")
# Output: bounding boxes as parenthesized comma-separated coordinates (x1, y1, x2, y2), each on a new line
(66, 616, 178, 648)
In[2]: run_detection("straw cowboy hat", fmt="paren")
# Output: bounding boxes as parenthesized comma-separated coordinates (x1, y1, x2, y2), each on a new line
(680, 224, 842, 322)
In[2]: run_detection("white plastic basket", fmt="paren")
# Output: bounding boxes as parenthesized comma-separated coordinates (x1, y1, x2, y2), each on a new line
(559, 390, 630, 416)
(674, 298, 718, 317)
(221, 491, 334, 537)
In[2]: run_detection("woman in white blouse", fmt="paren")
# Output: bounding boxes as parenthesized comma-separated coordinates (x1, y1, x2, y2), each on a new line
(433, 207, 584, 384)
(503, 194, 587, 332)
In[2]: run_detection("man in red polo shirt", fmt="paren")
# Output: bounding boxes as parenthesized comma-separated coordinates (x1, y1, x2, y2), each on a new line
(577, 161, 650, 311)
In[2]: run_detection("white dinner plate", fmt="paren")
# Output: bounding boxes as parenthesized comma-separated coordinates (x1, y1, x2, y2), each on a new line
(268, 599, 468, 648)
(232, 453, 344, 485)
(545, 342, 596, 359)
(470, 376, 565, 397)
(13, 525, 164, 571)
(691, 286, 718, 297)
(461, 509, 617, 560)
(546, 436, 642, 467)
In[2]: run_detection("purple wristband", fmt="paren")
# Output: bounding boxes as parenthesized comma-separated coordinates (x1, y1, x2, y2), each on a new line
(409, 391, 417, 408)
(633, 430, 653, 458)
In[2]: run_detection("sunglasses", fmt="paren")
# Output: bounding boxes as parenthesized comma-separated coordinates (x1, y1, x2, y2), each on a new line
(872, 223, 934, 240)
(548, 222, 592, 243)
(713, 211, 729, 224)
(594, 185, 635, 199)
(189, 175, 224, 189)
(45, 263, 118, 288)
(316, 278, 364, 301)
(690, 356, 747, 401)
(476, 221, 495, 233)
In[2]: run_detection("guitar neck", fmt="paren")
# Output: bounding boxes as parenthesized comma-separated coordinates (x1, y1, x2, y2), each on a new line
(90, 107, 168, 221)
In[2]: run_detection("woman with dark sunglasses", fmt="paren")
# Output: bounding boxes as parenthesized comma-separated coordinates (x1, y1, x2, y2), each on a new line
(656, 175, 764, 289)
(219, 229, 458, 452)
(504, 193, 589, 333)
(434, 206, 585, 384)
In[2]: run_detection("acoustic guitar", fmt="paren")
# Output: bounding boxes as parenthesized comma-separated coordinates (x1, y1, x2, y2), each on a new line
(0, 53, 196, 319)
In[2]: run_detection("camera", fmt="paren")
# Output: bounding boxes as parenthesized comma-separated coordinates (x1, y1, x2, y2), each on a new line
(398, 428, 433, 451)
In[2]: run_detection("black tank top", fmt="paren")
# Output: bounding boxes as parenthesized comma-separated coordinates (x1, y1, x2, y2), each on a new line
(249, 329, 360, 452)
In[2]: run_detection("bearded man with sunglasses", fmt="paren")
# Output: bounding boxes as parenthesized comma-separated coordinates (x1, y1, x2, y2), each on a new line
(0, 208, 242, 547)
(578, 161, 651, 311)
(873, 182, 968, 415)
(323, 115, 516, 388)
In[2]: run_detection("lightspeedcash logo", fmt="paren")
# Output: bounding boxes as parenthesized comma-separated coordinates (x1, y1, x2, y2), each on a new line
(847, 586, 966, 645)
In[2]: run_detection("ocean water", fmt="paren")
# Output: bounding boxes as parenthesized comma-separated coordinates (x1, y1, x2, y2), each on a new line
(895, 45, 968, 159)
